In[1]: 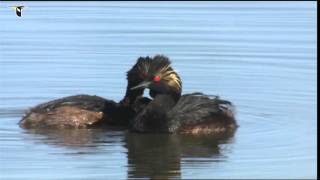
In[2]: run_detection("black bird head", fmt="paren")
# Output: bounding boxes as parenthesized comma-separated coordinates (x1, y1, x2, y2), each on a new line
(130, 55, 182, 100)
(121, 55, 182, 106)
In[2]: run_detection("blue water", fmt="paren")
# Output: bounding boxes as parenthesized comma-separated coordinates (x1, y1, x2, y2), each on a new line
(0, 1, 317, 179)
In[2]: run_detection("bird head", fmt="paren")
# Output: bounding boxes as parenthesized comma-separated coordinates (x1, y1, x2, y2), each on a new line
(130, 55, 182, 100)
(121, 55, 182, 106)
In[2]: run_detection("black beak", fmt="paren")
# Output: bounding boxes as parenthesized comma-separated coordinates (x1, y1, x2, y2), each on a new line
(130, 81, 151, 90)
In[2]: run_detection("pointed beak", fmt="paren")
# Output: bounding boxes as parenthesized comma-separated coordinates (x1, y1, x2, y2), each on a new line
(130, 81, 151, 90)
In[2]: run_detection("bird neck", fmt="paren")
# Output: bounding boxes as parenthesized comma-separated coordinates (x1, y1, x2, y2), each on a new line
(153, 94, 177, 112)
(121, 85, 144, 107)
(131, 94, 178, 133)
(149, 89, 181, 103)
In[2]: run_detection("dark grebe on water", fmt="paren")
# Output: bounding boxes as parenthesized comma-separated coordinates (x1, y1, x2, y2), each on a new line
(19, 59, 149, 129)
(128, 55, 237, 135)
(19, 55, 237, 135)
(19, 94, 136, 128)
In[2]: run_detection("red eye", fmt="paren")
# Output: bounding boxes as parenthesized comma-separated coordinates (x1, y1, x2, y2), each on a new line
(153, 75, 161, 82)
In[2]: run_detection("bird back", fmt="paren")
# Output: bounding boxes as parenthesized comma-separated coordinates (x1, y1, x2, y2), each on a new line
(167, 93, 237, 134)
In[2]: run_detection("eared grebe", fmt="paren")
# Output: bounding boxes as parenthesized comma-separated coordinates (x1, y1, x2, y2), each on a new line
(19, 94, 137, 128)
(19, 55, 237, 134)
(128, 55, 237, 135)
(19, 60, 150, 129)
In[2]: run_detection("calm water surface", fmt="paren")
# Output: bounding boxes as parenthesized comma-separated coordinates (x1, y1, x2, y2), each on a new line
(0, 1, 317, 179)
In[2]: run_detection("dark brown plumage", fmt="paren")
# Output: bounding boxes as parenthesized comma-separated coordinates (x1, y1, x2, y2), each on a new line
(129, 55, 237, 135)
(19, 95, 136, 129)
(19, 55, 237, 136)
(18, 59, 152, 129)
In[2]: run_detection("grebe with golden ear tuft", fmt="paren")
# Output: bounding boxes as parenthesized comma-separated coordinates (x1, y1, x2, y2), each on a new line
(128, 55, 237, 135)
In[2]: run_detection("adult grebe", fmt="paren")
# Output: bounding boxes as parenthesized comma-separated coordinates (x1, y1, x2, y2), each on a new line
(19, 59, 150, 129)
(128, 55, 237, 135)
